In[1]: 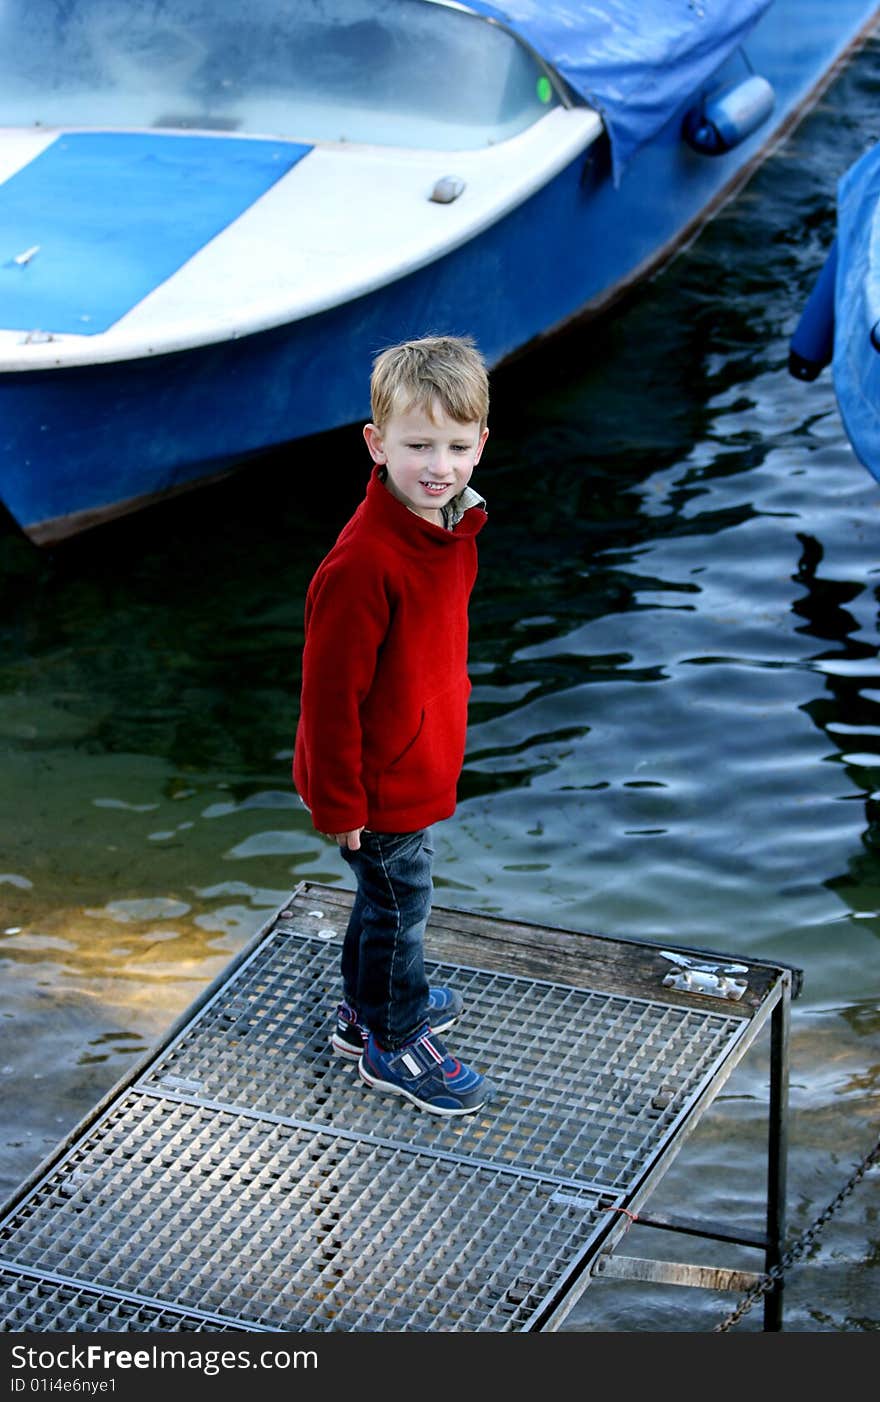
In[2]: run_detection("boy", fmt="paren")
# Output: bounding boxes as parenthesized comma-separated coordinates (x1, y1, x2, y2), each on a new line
(293, 335, 492, 1117)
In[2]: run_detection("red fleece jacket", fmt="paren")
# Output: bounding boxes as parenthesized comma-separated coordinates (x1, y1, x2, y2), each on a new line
(293, 467, 487, 834)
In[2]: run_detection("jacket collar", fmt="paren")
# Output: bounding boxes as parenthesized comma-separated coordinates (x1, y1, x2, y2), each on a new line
(366, 465, 487, 542)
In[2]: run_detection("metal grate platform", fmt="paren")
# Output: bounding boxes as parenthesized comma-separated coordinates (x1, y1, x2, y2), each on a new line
(0, 882, 796, 1332)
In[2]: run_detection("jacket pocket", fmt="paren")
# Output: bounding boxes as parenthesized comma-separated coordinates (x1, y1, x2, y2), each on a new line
(377, 678, 470, 809)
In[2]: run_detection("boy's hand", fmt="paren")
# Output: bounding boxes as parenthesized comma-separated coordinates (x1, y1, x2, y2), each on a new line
(327, 828, 364, 851)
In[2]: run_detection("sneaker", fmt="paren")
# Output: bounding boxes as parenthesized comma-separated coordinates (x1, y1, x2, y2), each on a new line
(358, 1026, 490, 1116)
(330, 986, 464, 1059)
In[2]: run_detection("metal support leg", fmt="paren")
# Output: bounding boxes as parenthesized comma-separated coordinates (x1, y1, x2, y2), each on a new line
(763, 978, 791, 1330)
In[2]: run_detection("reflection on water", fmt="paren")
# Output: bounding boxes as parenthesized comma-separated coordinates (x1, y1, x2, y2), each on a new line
(2, 40, 880, 1331)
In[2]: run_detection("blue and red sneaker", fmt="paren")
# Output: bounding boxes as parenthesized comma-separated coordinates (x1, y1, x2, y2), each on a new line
(330, 986, 464, 1059)
(358, 1025, 491, 1116)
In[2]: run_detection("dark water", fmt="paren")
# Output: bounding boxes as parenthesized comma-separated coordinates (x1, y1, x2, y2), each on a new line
(2, 41, 880, 1333)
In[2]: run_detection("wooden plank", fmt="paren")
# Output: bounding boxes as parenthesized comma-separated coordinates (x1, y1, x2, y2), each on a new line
(592, 1254, 764, 1293)
(287, 881, 796, 1018)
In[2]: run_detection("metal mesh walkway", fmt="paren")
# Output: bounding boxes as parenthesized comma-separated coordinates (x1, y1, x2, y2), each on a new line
(0, 883, 787, 1333)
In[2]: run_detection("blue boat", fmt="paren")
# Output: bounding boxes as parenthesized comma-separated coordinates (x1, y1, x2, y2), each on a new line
(2, 0, 879, 545)
(789, 140, 880, 484)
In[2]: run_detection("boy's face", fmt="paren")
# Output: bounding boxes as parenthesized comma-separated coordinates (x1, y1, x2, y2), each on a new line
(363, 400, 488, 524)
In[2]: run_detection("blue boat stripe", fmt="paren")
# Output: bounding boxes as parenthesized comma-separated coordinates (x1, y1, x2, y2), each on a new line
(0, 131, 311, 336)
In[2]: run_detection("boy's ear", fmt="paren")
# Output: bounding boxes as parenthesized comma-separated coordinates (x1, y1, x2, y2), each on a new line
(474, 427, 489, 463)
(363, 423, 386, 462)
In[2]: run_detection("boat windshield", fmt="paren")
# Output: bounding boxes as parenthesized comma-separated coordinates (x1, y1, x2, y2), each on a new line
(0, 0, 560, 148)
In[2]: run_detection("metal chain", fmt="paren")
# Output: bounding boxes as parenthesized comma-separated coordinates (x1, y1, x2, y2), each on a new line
(714, 1132, 880, 1332)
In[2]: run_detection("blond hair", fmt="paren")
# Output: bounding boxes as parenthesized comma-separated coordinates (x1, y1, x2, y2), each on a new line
(369, 335, 489, 430)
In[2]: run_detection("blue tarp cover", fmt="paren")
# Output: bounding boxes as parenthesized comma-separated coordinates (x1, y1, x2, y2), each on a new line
(464, 0, 773, 182)
(833, 142, 880, 481)
(0, 131, 311, 335)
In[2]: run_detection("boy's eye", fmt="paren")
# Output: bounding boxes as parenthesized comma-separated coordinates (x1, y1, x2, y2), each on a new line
(404, 441, 471, 452)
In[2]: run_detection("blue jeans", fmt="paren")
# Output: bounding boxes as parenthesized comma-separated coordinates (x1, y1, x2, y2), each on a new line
(339, 827, 433, 1048)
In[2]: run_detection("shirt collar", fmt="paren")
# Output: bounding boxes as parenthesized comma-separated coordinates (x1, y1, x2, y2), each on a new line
(375, 467, 486, 530)
(442, 484, 487, 530)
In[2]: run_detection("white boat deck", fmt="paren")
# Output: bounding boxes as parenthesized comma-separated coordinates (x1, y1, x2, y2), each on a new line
(0, 107, 600, 371)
